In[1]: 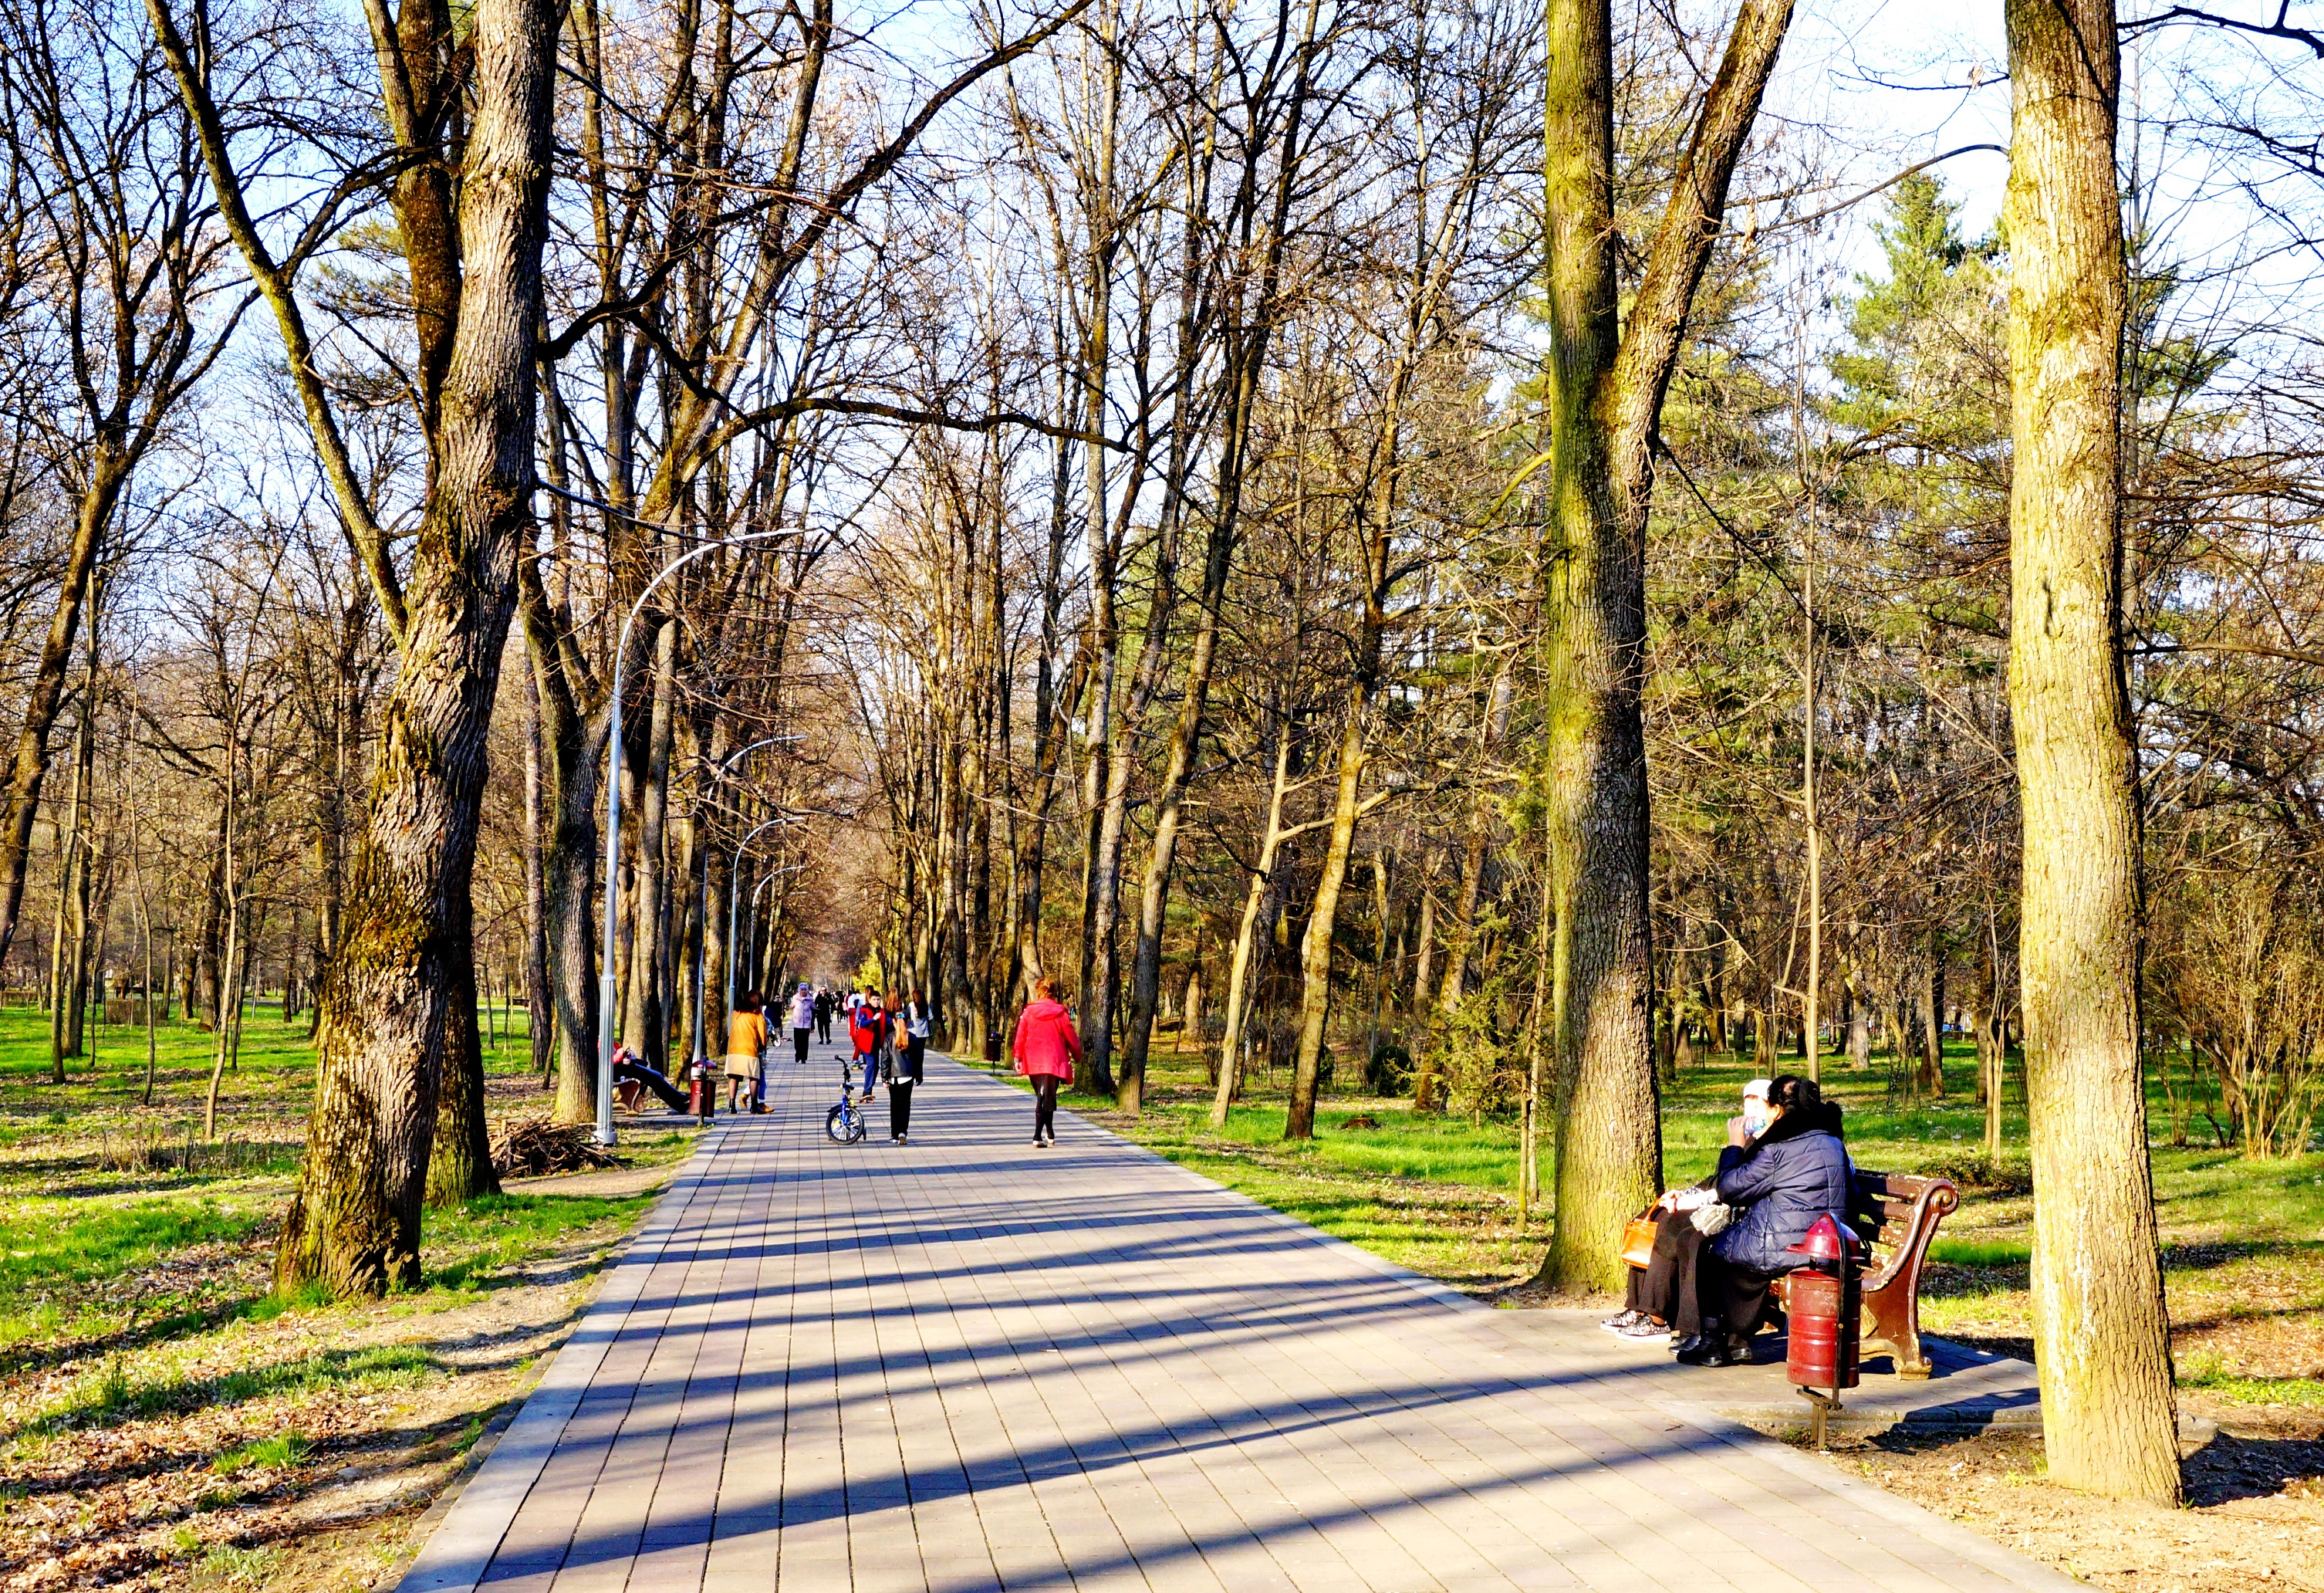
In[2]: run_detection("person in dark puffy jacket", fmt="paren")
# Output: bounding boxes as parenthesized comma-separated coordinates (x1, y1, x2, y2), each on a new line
(1677, 1074, 1853, 1366)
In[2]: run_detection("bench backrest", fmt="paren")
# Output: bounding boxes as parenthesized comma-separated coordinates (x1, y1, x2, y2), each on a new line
(1850, 1169, 1961, 1291)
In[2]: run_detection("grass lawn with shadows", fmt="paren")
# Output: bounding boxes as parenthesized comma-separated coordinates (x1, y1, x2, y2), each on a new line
(981, 1029, 2324, 1412)
(0, 999, 694, 1592)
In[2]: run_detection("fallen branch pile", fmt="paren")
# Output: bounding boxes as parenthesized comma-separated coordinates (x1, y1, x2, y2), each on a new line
(489, 1118, 627, 1178)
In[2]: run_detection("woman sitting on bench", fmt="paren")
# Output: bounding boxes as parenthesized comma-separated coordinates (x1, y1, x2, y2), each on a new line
(1677, 1073, 1853, 1367)
(1604, 1080, 1769, 1348)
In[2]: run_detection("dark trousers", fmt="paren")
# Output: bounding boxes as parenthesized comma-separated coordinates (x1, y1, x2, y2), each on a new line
(613, 1058, 688, 1112)
(1032, 1074, 1059, 1138)
(1699, 1250, 1786, 1339)
(794, 1027, 811, 1064)
(889, 1081, 914, 1138)
(816, 1013, 833, 1042)
(1624, 1210, 1708, 1335)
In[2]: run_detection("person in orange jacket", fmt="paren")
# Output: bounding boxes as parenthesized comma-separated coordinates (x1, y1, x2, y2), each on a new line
(1010, 977, 1083, 1148)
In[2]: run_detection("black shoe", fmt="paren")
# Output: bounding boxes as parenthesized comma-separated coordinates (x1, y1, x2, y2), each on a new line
(1674, 1338, 1736, 1368)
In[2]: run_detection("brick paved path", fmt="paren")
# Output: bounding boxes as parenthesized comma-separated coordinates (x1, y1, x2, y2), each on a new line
(400, 1051, 2074, 1593)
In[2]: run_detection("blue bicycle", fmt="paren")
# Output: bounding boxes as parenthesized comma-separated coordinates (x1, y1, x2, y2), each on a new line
(824, 1063, 870, 1144)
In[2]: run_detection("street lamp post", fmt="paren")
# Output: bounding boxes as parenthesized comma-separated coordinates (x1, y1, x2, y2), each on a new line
(597, 531, 799, 1148)
(724, 820, 806, 1010)
(682, 736, 802, 1087)
(741, 861, 806, 1002)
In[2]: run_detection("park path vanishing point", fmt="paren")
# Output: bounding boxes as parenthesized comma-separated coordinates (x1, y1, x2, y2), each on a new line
(397, 1049, 2079, 1593)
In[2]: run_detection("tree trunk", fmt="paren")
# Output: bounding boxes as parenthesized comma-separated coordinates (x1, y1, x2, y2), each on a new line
(620, 618, 677, 1065)
(524, 669, 554, 1084)
(2005, 0, 2180, 1503)
(1535, 0, 1795, 1290)
(261, 0, 560, 1297)
(427, 946, 502, 1206)
(0, 448, 128, 969)
(1211, 725, 1295, 1125)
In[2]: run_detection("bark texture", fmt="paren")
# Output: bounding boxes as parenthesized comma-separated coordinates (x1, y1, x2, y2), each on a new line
(2004, 0, 2181, 1503)
(269, 0, 559, 1294)
(1536, 0, 1795, 1290)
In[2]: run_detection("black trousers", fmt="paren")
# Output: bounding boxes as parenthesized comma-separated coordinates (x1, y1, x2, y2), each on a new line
(889, 1080, 914, 1137)
(1623, 1209, 1708, 1336)
(793, 1026, 811, 1064)
(1698, 1250, 1785, 1338)
(1032, 1074, 1059, 1138)
(816, 1013, 833, 1042)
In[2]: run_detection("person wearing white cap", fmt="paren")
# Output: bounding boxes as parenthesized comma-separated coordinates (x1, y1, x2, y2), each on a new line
(1602, 1078, 1773, 1346)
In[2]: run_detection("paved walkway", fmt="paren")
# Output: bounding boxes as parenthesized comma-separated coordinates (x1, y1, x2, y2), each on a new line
(400, 1050, 2076, 1593)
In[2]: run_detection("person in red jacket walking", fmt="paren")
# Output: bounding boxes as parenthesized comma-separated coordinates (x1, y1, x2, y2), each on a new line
(849, 989, 890, 1098)
(1011, 977, 1083, 1148)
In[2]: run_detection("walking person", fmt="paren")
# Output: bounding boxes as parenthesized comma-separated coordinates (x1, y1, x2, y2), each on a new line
(1011, 978, 1082, 1148)
(814, 986, 835, 1044)
(849, 991, 890, 1099)
(789, 982, 816, 1066)
(889, 989, 930, 1143)
(724, 991, 770, 1114)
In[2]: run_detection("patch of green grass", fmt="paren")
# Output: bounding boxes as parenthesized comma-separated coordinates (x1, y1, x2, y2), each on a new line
(212, 1430, 309, 1472)
(1927, 1236, 2032, 1268)
(425, 1190, 660, 1290)
(194, 1541, 282, 1590)
(2178, 1351, 2324, 1407)
(30, 1342, 436, 1436)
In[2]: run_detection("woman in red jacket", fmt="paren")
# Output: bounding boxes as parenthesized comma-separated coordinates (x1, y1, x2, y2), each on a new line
(1011, 977, 1083, 1148)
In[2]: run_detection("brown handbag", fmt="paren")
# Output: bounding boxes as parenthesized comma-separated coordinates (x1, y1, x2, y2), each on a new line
(1619, 1209, 1659, 1270)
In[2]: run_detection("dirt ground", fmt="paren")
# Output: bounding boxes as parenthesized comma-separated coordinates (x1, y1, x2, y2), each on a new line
(1743, 1401, 2324, 1591)
(0, 1163, 677, 1593)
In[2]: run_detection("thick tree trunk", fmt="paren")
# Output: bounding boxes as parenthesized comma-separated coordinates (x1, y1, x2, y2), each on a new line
(2004, 0, 2180, 1503)
(1535, 0, 1794, 1291)
(269, 0, 559, 1297)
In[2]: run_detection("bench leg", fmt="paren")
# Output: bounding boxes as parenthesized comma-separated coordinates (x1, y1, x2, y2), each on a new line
(1863, 1280, 1932, 1378)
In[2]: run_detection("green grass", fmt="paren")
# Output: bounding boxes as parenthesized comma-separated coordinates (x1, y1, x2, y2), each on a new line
(211, 1430, 309, 1473)
(1077, 1031, 2323, 1405)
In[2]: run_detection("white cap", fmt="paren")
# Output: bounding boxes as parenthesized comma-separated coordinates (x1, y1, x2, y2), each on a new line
(1744, 1078, 1772, 1099)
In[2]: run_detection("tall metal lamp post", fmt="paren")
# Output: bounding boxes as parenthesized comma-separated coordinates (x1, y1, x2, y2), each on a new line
(682, 737, 802, 1088)
(597, 530, 799, 1147)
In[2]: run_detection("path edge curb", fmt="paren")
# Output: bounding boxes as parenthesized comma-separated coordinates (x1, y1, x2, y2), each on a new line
(391, 1123, 730, 1593)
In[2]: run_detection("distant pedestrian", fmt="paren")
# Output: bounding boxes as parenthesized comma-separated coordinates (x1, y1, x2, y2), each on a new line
(1011, 978, 1082, 1148)
(724, 991, 770, 1114)
(789, 982, 816, 1065)
(814, 986, 835, 1043)
(888, 989, 929, 1143)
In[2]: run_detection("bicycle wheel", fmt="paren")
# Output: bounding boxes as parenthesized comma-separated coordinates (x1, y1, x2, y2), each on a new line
(825, 1103, 854, 1143)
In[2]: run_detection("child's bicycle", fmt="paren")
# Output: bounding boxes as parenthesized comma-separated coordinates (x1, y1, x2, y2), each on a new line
(825, 1061, 870, 1144)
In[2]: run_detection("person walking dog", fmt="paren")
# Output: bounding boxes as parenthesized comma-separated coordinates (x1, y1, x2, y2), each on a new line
(1011, 978, 1082, 1148)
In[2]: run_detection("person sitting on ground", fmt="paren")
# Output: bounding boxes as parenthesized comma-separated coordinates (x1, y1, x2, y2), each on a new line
(1603, 1079, 1771, 1345)
(1677, 1074, 1853, 1367)
(723, 991, 770, 1114)
(1011, 978, 1083, 1148)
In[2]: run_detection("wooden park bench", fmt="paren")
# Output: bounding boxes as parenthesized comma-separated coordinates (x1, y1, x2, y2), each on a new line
(1772, 1169, 1960, 1378)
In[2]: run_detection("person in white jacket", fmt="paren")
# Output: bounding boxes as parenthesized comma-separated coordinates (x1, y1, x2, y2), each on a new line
(789, 983, 816, 1066)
